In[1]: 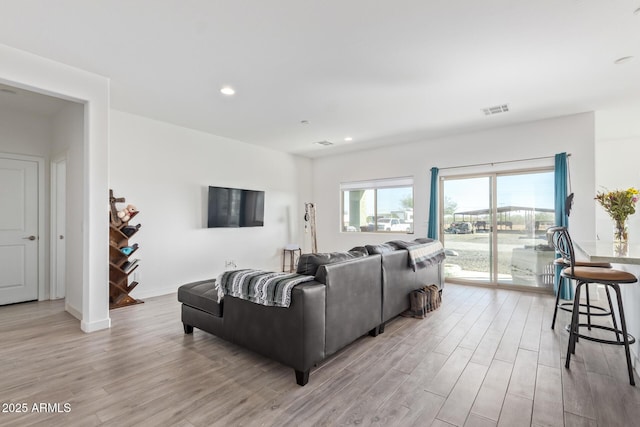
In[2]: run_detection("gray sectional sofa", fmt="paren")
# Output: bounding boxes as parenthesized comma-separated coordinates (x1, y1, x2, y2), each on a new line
(178, 240, 444, 386)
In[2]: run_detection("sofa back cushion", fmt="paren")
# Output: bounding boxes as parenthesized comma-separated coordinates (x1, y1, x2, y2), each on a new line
(296, 247, 368, 276)
(364, 243, 397, 255)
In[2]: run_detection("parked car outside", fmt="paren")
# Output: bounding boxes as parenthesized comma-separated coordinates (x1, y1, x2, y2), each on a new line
(445, 222, 474, 234)
(376, 218, 411, 232)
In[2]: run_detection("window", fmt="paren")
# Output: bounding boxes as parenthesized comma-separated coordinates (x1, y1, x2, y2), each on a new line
(341, 177, 414, 233)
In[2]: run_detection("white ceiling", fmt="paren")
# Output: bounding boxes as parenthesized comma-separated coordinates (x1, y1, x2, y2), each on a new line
(1, 1, 639, 157)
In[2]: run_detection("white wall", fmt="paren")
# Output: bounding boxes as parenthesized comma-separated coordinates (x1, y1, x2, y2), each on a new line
(595, 108, 640, 372)
(109, 110, 312, 298)
(0, 107, 51, 156)
(595, 136, 640, 239)
(51, 102, 84, 315)
(312, 113, 596, 252)
(595, 107, 640, 240)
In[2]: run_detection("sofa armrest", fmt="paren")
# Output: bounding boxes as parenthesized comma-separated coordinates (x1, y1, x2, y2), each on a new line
(222, 281, 326, 373)
(316, 254, 382, 355)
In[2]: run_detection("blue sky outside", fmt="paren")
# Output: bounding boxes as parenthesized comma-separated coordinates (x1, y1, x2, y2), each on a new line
(378, 187, 413, 214)
(346, 171, 553, 220)
(444, 171, 554, 213)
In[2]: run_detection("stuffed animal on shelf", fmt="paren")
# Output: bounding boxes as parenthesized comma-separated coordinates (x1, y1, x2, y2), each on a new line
(116, 204, 137, 223)
(117, 209, 131, 223)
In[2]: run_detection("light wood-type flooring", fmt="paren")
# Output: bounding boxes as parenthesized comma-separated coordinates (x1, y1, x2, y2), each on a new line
(1, 283, 639, 426)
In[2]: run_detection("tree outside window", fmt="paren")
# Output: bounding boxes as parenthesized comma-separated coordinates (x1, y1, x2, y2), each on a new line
(341, 177, 414, 233)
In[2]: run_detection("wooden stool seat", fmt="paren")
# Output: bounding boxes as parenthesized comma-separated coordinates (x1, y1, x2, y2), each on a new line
(563, 266, 636, 283)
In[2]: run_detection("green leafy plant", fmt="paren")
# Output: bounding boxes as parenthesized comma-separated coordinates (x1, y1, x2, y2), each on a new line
(595, 187, 639, 230)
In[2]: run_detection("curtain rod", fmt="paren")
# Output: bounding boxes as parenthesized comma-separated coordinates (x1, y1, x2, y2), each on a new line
(438, 153, 571, 171)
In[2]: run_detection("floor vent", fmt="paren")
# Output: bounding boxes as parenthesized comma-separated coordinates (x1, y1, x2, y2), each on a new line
(482, 104, 510, 116)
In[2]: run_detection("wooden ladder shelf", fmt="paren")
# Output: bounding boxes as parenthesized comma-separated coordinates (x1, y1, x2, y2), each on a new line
(109, 189, 143, 309)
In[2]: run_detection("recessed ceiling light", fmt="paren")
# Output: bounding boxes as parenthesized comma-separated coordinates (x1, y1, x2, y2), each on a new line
(344, 137, 353, 142)
(220, 86, 235, 96)
(313, 140, 333, 146)
(614, 56, 634, 65)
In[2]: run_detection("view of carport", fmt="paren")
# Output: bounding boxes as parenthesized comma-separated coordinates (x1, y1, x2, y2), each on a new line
(449, 205, 555, 233)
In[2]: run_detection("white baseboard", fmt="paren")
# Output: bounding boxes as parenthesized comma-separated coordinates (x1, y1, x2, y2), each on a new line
(66, 303, 111, 332)
(81, 317, 111, 333)
(65, 302, 82, 320)
(131, 285, 179, 300)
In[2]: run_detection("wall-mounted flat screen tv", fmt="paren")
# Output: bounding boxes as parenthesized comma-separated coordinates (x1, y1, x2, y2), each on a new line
(207, 186, 265, 228)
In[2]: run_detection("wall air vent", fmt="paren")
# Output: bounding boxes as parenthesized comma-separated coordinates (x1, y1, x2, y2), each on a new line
(482, 104, 510, 116)
(313, 140, 334, 146)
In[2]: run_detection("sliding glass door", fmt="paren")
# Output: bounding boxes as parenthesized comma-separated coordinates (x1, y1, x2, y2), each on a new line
(441, 176, 493, 281)
(440, 169, 555, 290)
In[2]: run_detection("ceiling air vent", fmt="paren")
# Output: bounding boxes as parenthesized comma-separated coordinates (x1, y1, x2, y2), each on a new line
(482, 104, 509, 116)
(313, 140, 334, 146)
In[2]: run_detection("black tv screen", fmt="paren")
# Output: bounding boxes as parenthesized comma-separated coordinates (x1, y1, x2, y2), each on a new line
(208, 186, 265, 228)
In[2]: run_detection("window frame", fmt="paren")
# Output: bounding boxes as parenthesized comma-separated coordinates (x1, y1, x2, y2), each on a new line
(340, 176, 414, 234)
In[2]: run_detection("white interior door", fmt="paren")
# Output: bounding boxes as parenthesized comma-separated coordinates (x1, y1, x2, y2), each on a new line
(0, 157, 39, 305)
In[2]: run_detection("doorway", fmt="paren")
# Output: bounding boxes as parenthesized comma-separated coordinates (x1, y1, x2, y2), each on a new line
(1, 45, 111, 332)
(440, 168, 555, 290)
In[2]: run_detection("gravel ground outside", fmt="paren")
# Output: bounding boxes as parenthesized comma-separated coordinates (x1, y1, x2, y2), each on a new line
(442, 230, 555, 288)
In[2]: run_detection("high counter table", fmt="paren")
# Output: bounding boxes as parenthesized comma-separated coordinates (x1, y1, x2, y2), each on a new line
(575, 241, 640, 265)
(574, 241, 640, 375)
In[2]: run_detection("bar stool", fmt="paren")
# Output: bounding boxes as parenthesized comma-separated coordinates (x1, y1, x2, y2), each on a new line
(553, 227, 637, 385)
(547, 227, 612, 330)
(282, 244, 301, 273)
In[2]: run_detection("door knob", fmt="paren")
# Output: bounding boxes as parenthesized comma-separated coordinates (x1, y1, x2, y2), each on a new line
(23, 235, 36, 241)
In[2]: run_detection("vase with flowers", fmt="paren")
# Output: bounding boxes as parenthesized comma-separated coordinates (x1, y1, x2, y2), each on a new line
(595, 187, 639, 253)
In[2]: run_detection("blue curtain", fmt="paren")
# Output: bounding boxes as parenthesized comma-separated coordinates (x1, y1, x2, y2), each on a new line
(428, 167, 439, 239)
(554, 152, 572, 299)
